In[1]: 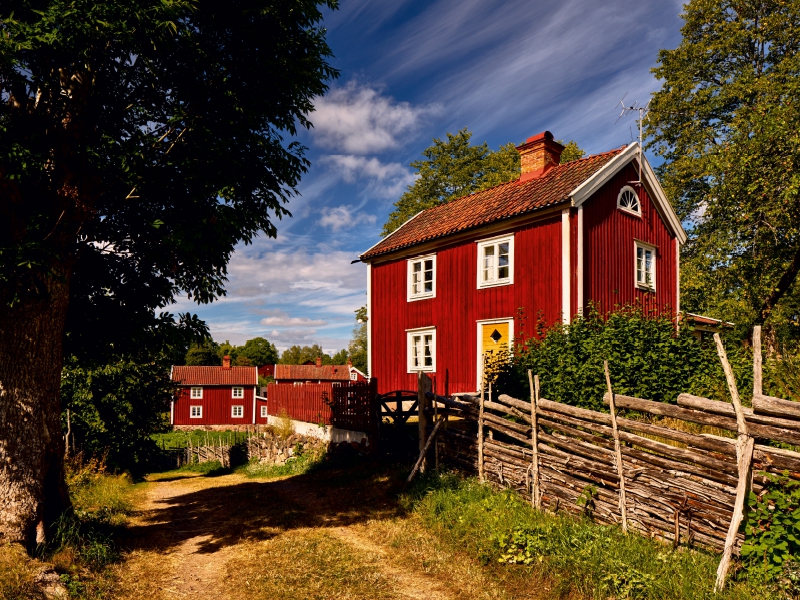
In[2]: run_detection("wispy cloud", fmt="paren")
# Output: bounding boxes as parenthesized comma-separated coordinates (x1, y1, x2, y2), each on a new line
(311, 81, 440, 154)
(318, 204, 377, 231)
(261, 316, 328, 327)
(320, 155, 416, 200)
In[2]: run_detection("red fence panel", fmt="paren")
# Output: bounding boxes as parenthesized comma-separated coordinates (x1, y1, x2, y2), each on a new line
(266, 381, 376, 433)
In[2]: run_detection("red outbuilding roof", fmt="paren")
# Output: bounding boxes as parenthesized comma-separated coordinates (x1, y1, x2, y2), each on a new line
(171, 366, 257, 386)
(360, 148, 625, 261)
(274, 364, 352, 381)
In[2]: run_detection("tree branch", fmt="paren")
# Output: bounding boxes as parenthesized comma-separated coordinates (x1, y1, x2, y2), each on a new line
(756, 245, 800, 324)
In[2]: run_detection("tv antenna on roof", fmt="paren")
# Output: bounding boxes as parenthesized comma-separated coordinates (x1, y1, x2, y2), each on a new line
(615, 94, 650, 185)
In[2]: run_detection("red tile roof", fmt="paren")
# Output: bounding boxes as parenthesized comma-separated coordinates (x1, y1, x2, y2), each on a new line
(360, 148, 625, 260)
(274, 364, 352, 381)
(172, 366, 257, 386)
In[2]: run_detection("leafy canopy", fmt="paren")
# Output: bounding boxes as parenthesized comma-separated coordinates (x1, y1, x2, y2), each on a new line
(647, 0, 800, 332)
(279, 344, 346, 365)
(349, 306, 368, 374)
(0, 0, 339, 355)
(382, 129, 584, 236)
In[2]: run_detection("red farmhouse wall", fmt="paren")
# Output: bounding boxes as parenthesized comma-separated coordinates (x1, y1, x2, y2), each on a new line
(173, 385, 261, 426)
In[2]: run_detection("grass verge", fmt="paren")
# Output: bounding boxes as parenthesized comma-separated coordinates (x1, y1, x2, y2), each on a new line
(239, 447, 326, 479)
(403, 471, 774, 600)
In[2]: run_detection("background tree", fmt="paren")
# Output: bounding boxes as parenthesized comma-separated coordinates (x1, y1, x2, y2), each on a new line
(185, 342, 222, 367)
(647, 0, 800, 341)
(349, 306, 368, 374)
(279, 344, 342, 365)
(382, 129, 585, 235)
(237, 337, 279, 366)
(330, 349, 349, 364)
(0, 0, 338, 549)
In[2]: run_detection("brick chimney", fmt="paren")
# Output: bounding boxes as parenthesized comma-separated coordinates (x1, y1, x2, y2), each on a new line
(222, 355, 231, 369)
(517, 131, 564, 182)
(316, 356, 322, 367)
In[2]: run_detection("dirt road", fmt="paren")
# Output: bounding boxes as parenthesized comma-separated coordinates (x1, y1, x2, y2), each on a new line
(111, 462, 520, 600)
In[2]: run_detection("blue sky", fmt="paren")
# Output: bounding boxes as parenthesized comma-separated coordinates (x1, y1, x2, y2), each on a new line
(176, 0, 685, 354)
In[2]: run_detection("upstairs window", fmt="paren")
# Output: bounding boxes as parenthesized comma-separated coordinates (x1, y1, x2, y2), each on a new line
(190, 387, 203, 399)
(349, 372, 358, 381)
(635, 241, 656, 290)
(231, 405, 244, 418)
(407, 328, 435, 372)
(477, 235, 514, 288)
(232, 386, 244, 398)
(408, 255, 436, 300)
(618, 186, 641, 216)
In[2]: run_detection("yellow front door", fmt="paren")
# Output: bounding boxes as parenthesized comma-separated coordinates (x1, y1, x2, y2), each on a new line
(479, 321, 510, 389)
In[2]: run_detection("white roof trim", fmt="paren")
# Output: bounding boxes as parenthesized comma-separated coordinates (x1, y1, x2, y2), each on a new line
(348, 365, 368, 379)
(569, 142, 687, 245)
(359, 211, 424, 260)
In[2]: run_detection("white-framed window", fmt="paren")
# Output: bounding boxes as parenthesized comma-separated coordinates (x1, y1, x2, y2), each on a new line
(350, 371, 358, 381)
(407, 327, 436, 372)
(407, 254, 436, 301)
(232, 386, 244, 398)
(617, 185, 641, 216)
(190, 405, 202, 418)
(477, 235, 514, 288)
(635, 241, 656, 290)
(231, 405, 244, 418)
(260, 405, 268, 418)
(190, 387, 203, 399)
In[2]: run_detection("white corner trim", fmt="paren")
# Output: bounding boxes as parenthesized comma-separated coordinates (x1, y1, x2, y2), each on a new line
(577, 205, 584, 315)
(359, 210, 424, 260)
(366, 263, 372, 377)
(252, 386, 256, 424)
(561, 209, 571, 324)
(170, 400, 174, 425)
(569, 142, 687, 245)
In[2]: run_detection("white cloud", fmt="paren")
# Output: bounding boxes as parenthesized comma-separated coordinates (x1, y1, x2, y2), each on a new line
(261, 316, 328, 327)
(318, 205, 378, 231)
(312, 81, 440, 154)
(321, 155, 416, 200)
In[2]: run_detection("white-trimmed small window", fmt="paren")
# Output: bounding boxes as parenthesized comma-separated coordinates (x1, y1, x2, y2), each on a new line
(190, 405, 203, 418)
(260, 405, 268, 418)
(618, 185, 641, 216)
(408, 255, 436, 300)
(477, 235, 514, 288)
(190, 387, 203, 399)
(635, 241, 656, 290)
(407, 328, 436, 372)
(231, 405, 244, 418)
(349, 371, 358, 381)
(232, 386, 244, 398)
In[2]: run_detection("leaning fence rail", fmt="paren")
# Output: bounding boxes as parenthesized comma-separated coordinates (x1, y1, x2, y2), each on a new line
(420, 326, 800, 590)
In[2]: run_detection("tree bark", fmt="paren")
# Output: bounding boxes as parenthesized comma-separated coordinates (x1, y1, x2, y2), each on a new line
(0, 267, 72, 551)
(756, 245, 800, 324)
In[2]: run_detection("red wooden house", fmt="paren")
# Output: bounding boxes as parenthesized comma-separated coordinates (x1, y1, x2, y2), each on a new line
(359, 132, 686, 395)
(273, 357, 368, 384)
(171, 356, 259, 427)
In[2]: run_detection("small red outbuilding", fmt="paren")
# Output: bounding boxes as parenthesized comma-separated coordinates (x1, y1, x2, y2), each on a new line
(171, 356, 259, 428)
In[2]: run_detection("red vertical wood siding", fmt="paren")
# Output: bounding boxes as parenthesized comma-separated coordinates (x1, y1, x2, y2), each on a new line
(266, 383, 333, 424)
(582, 163, 678, 315)
(371, 215, 563, 395)
(173, 385, 256, 426)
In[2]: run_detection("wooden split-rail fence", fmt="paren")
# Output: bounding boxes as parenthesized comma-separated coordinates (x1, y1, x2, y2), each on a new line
(416, 327, 800, 591)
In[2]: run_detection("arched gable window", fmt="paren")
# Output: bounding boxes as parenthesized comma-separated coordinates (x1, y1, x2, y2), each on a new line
(617, 185, 641, 215)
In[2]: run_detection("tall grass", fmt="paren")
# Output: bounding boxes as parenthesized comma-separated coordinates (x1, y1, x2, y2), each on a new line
(404, 472, 772, 599)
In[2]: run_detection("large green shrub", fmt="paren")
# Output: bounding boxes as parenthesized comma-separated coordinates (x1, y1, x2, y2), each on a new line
(494, 304, 752, 410)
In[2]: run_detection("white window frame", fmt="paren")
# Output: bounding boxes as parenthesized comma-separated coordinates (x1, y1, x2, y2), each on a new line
(476, 234, 514, 289)
(407, 254, 437, 301)
(617, 185, 642, 217)
(260, 405, 268, 418)
(476, 318, 514, 391)
(349, 371, 358, 381)
(190, 386, 203, 399)
(231, 405, 244, 418)
(190, 405, 203, 419)
(406, 327, 436, 373)
(635, 241, 657, 291)
(232, 386, 244, 399)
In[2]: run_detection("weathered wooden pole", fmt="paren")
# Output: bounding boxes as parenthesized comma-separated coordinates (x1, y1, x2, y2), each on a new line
(714, 333, 755, 592)
(528, 371, 541, 509)
(604, 360, 628, 532)
(753, 325, 763, 397)
(417, 371, 431, 474)
(408, 419, 444, 483)
(478, 364, 486, 483)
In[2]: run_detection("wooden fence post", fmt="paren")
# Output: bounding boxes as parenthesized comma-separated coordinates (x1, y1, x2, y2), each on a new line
(478, 378, 486, 483)
(714, 333, 755, 592)
(417, 371, 431, 474)
(528, 371, 541, 509)
(753, 325, 763, 397)
(604, 360, 628, 533)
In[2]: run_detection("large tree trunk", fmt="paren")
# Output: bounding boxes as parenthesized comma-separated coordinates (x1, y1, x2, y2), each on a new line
(0, 267, 72, 551)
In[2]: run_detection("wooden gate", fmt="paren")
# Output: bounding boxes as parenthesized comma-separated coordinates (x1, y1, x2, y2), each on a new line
(377, 390, 419, 458)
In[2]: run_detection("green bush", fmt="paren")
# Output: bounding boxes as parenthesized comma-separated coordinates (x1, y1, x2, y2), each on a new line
(240, 446, 325, 479)
(494, 303, 752, 410)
